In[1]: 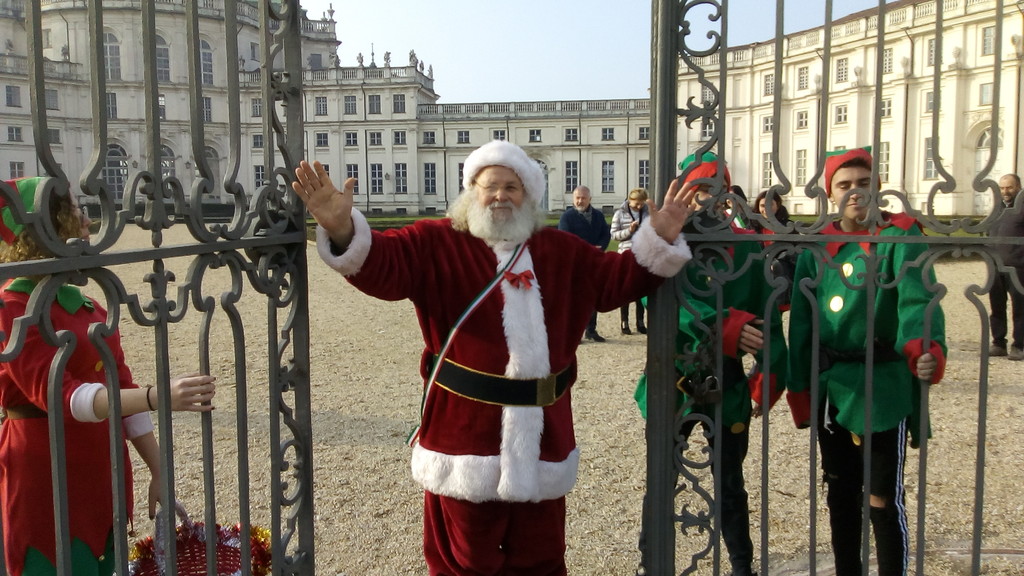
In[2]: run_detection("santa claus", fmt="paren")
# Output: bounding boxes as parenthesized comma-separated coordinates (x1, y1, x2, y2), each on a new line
(293, 140, 696, 575)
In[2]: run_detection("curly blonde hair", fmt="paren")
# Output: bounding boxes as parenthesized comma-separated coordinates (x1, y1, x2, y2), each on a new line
(0, 193, 81, 263)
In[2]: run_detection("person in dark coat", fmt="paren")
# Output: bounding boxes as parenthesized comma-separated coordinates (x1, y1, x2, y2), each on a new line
(558, 185, 612, 342)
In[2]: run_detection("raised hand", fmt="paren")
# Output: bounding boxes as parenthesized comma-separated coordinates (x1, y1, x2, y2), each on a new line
(293, 160, 357, 249)
(647, 177, 698, 243)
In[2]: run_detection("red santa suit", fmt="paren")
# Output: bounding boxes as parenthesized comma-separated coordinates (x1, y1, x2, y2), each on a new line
(316, 201, 690, 573)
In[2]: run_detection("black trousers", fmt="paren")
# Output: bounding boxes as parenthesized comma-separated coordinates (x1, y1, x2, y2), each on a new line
(989, 265, 1024, 349)
(620, 300, 645, 326)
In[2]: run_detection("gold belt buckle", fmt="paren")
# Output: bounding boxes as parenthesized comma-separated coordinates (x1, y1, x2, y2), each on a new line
(536, 374, 557, 406)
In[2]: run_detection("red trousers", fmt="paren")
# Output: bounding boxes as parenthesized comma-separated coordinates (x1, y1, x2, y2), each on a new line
(423, 491, 567, 576)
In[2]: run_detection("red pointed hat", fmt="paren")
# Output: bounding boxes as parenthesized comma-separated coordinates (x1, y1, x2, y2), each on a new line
(824, 147, 872, 196)
(679, 151, 731, 189)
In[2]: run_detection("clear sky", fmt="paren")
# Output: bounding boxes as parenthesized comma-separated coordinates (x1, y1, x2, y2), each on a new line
(299, 0, 890, 103)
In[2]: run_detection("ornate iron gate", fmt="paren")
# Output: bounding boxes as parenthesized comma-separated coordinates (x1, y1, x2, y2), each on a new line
(0, 1, 313, 575)
(645, 1, 1023, 575)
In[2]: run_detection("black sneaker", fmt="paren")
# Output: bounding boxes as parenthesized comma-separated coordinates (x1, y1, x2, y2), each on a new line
(621, 324, 632, 335)
(586, 331, 606, 343)
(992, 345, 1008, 357)
(637, 323, 647, 335)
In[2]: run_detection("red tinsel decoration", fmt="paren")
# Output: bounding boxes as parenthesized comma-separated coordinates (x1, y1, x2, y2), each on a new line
(128, 520, 271, 576)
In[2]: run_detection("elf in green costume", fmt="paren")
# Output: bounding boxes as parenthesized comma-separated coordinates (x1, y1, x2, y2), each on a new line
(786, 148, 946, 576)
(635, 154, 786, 576)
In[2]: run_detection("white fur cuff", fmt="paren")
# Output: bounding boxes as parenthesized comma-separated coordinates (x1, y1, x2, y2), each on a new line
(124, 411, 155, 439)
(316, 208, 373, 276)
(629, 221, 693, 277)
(70, 382, 106, 423)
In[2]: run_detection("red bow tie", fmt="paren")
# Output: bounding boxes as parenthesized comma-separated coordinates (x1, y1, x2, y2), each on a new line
(503, 269, 535, 290)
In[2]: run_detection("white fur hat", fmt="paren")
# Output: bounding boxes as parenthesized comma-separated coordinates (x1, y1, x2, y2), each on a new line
(462, 140, 545, 205)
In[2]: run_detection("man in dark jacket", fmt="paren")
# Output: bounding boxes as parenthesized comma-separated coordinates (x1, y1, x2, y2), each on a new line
(559, 185, 612, 342)
(989, 173, 1024, 360)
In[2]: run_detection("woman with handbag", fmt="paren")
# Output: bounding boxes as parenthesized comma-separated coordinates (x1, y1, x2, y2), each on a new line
(0, 178, 217, 576)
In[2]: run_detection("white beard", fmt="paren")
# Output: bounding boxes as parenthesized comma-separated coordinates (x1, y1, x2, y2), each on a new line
(450, 191, 542, 245)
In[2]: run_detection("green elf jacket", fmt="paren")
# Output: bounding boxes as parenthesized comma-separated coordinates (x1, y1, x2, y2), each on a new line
(636, 227, 788, 427)
(786, 213, 947, 438)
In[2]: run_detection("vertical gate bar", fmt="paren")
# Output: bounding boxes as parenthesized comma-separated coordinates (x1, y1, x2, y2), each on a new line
(645, 1, 680, 574)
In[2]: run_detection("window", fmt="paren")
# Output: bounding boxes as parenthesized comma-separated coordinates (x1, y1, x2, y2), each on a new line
(47, 128, 61, 144)
(394, 130, 407, 145)
(797, 66, 809, 90)
(834, 104, 848, 124)
(493, 129, 506, 141)
(103, 144, 128, 199)
(42, 29, 51, 48)
(762, 115, 774, 133)
(321, 164, 330, 176)
(458, 163, 465, 190)
(158, 94, 166, 120)
(344, 95, 356, 115)
(200, 40, 214, 85)
(156, 35, 171, 82)
(925, 91, 935, 113)
(601, 161, 615, 193)
(344, 132, 357, 146)
(394, 163, 408, 194)
(160, 145, 175, 179)
(795, 149, 807, 184)
(882, 47, 894, 74)
(9, 162, 24, 179)
(565, 161, 579, 193)
(763, 73, 775, 96)
(564, 128, 578, 142)
(104, 32, 121, 81)
(796, 110, 809, 130)
(980, 83, 993, 106)
(982, 26, 995, 56)
(529, 129, 542, 143)
(393, 94, 406, 114)
(308, 53, 323, 70)
(255, 165, 266, 188)
(201, 96, 212, 122)
(106, 92, 118, 119)
(315, 132, 329, 148)
(250, 98, 262, 117)
(5, 85, 21, 107)
(639, 126, 650, 140)
(639, 159, 650, 190)
(880, 98, 892, 118)
(878, 141, 891, 182)
(927, 38, 936, 66)
(370, 163, 383, 195)
(761, 153, 773, 188)
(701, 85, 714, 104)
(7, 126, 22, 142)
(836, 57, 849, 83)
(250, 42, 259, 61)
(457, 130, 470, 144)
(700, 118, 715, 140)
(601, 127, 615, 141)
(369, 131, 382, 146)
(315, 96, 328, 116)
(423, 131, 436, 145)
(44, 89, 59, 110)
(423, 163, 437, 195)
(368, 94, 381, 114)
(252, 134, 264, 149)
(346, 164, 360, 193)
(924, 137, 937, 178)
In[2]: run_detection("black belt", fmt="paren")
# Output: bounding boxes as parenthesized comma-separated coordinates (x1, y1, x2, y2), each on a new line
(434, 358, 575, 407)
(2, 404, 48, 420)
(819, 339, 902, 373)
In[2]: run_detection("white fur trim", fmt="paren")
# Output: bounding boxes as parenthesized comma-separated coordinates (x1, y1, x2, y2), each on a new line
(411, 444, 580, 503)
(462, 141, 546, 205)
(629, 220, 693, 277)
(495, 246, 550, 379)
(70, 382, 105, 423)
(124, 411, 155, 439)
(316, 209, 372, 276)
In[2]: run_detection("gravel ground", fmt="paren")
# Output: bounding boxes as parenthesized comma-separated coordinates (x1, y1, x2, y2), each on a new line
(109, 226, 1024, 575)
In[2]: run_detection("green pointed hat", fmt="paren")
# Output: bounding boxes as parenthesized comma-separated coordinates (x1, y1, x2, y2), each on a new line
(0, 177, 43, 244)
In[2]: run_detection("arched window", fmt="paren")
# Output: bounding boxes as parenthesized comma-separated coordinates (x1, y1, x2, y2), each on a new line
(161, 145, 176, 179)
(973, 126, 1006, 215)
(104, 32, 121, 81)
(156, 35, 171, 83)
(201, 40, 214, 86)
(203, 146, 220, 194)
(103, 144, 128, 200)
